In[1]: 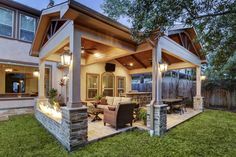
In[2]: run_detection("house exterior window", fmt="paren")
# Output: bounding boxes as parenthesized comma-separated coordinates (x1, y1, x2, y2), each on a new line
(116, 76, 125, 96)
(19, 14, 36, 42)
(86, 73, 99, 100)
(102, 72, 115, 96)
(0, 63, 51, 97)
(0, 7, 14, 37)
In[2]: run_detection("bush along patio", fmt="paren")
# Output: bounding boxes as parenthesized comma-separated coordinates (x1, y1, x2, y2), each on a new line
(1, 110, 236, 156)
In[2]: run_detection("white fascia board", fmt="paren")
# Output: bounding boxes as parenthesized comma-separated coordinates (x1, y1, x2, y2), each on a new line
(159, 36, 201, 66)
(39, 21, 73, 60)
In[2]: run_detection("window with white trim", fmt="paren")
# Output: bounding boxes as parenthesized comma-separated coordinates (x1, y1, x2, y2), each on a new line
(0, 7, 14, 37)
(19, 14, 36, 42)
(86, 73, 100, 100)
(116, 76, 126, 96)
(102, 72, 115, 96)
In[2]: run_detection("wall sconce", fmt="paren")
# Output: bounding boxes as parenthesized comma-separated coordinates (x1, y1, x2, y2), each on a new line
(61, 52, 72, 66)
(201, 75, 206, 80)
(33, 71, 39, 77)
(159, 62, 168, 72)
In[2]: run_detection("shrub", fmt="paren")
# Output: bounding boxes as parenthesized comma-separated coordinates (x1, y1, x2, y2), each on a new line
(137, 108, 147, 125)
(48, 88, 58, 105)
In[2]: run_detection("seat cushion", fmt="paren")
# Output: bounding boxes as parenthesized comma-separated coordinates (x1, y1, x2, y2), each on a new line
(113, 97, 122, 106)
(97, 105, 108, 110)
(121, 97, 131, 103)
(105, 96, 114, 105)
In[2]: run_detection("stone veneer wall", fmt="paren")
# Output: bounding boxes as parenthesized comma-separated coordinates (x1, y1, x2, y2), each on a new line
(35, 106, 88, 151)
(193, 96, 204, 111)
(147, 104, 167, 136)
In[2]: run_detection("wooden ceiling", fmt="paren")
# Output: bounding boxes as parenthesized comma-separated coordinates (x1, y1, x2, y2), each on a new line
(168, 29, 205, 60)
(116, 50, 182, 70)
(52, 37, 184, 70)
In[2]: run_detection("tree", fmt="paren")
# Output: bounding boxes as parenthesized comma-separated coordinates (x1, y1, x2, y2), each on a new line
(102, 0, 236, 75)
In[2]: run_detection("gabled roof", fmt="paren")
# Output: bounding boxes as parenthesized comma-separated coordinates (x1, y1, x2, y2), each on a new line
(168, 25, 205, 60)
(30, 0, 135, 57)
(30, 0, 205, 61)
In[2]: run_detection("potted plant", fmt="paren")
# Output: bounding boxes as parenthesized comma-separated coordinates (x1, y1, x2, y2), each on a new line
(137, 108, 147, 125)
(48, 88, 58, 106)
(94, 94, 103, 103)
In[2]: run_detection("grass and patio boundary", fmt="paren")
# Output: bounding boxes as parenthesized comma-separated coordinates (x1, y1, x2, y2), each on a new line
(0, 110, 236, 156)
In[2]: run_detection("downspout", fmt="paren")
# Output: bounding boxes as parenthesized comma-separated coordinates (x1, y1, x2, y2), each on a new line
(147, 38, 159, 136)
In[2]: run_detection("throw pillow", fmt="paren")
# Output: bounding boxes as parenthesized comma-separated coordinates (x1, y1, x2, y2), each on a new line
(108, 105, 116, 111)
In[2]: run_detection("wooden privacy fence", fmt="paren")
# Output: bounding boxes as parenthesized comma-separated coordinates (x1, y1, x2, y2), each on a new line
(132, 77, 196, 100)
(132, 77, 236, 109)
(202, 88, 236, 109)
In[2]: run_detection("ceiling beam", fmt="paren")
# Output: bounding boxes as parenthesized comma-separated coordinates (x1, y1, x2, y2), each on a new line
(162, 55, 171, 65)
(136, 42, 152, 53)
(178, 33, 185, 47)
(182, 31, 200, 57)
(128, 62, 196, 75)
(131, 55, 147, 69)
(115, 59, 130, 70)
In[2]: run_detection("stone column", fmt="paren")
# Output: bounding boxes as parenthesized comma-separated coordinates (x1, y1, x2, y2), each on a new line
(194, 66, 204, 111)
(61, 107, 88, 151)
(147, 40, 167, 136)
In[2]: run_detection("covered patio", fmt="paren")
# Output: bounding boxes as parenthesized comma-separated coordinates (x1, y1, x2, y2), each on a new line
(30, 1, 205, 151)
(88, 108, 201, 141)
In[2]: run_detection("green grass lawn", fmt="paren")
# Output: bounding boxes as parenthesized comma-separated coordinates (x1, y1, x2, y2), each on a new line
(1, 110, 236, 157)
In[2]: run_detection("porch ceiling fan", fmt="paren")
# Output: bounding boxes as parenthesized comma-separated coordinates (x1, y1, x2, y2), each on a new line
(81, 47, 97, 54)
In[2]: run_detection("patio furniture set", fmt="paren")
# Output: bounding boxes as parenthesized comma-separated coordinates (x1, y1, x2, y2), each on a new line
(87, 96, 188, 130)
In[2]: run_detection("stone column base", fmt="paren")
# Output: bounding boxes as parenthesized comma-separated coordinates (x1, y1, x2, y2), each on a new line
(147, 104, 168, 136)
(193, 96, 204, 111)
(61, 107, 88, 151)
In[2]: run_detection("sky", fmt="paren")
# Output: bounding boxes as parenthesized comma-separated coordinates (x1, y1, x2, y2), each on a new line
(14, 0, 130, 27)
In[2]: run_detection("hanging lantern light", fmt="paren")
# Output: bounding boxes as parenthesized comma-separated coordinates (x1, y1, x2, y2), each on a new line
(60, 48, 72, 67)
(159, 62, 168, 72)
(33, 71, 39, 77)
(200, 75, 206, 80)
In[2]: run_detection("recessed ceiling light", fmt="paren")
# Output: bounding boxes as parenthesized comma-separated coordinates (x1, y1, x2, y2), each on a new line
(94, 53, 103, 58)
(5, 68, 13, 72)
(129, 63, 133, 66)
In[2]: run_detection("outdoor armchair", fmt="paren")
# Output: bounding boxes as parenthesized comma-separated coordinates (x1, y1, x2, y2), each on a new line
(103, 102, 135, 130)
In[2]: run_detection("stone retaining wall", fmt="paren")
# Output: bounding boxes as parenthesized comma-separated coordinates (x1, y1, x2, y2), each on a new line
(35, 106, 88, 151)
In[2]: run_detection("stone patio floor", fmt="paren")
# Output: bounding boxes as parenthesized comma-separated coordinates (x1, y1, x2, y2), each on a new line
(88, 108, 201, 141)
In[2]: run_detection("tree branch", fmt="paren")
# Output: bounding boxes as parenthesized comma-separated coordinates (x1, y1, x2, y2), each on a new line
(193, 10, 236, 19)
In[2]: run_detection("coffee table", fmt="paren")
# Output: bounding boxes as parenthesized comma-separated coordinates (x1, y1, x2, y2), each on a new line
(88, 106, 103, 122)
